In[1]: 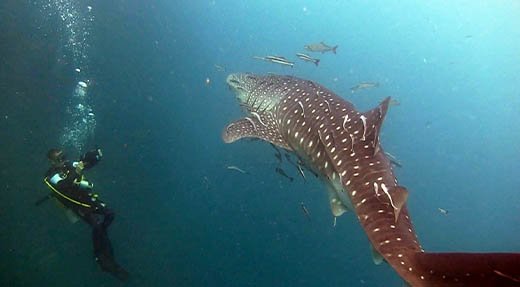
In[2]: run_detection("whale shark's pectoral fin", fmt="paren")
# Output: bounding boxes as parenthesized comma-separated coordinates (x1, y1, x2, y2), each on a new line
(222, 114, 292, 150)
(328, 188, 349, 217)
(370, 244, 386, 265)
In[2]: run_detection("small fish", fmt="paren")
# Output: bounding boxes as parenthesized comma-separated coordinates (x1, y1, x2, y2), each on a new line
(384, 152, 402, 168)
(389, 99, 400, 106)
(275, 167, 294, 182)
(304, 41, 338, 54)
(270, 143, 283, 163)
(214, 64, 225, 72)
(227, 165, 247, 174)
(438, 207, 449, 215)
(283, 153, 308, 181)
(202, 176, 210, 190)
(350, 82, 380, 93)
(296, 53, 320, 66)
(300, 202, 311, 221)
(296, 164, 306, 182)
(274, 153, 282, 163)
(253, 55, 294, 67)
(297, 158, 319, 178)
(284, 153, 297, 166)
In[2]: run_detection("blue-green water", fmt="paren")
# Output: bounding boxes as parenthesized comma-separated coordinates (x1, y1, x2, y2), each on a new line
(1, 1, 519, 286)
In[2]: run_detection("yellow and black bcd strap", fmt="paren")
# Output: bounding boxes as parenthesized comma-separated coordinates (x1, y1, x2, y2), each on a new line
(43, 177, 91, 208)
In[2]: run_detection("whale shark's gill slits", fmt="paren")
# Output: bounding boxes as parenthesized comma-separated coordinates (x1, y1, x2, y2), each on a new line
(249, 92, 261, 112)
(228, 78, 241, 86)
(246, 74, 257, 79)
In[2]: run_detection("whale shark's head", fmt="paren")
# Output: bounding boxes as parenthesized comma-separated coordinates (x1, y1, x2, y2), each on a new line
(226, 73, 254, 102)
(226, 73, 284, 113)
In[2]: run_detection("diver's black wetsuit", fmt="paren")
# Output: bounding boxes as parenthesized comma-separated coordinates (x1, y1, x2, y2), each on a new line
(44, 149, 129, 281)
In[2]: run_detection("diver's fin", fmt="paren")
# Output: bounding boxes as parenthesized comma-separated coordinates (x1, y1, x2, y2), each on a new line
(52, 198, 80, 223)
(64, 209, 80, 224)
(35, 194, 53, 206)
(96, 253, 130, 282)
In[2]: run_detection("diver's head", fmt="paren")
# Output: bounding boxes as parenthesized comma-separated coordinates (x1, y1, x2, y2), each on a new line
(47, 148, 65, 166)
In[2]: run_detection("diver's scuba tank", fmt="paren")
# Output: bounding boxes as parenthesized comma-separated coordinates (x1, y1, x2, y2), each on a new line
(73, 172, 93, 190)
(78, 179, 93, 190)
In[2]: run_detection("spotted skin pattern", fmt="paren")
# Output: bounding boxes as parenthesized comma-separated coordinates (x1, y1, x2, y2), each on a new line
(222, 73, 520, 287)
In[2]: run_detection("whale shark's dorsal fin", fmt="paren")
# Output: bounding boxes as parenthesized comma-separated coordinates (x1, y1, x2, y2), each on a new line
(361, 97, 391, 155)
(222, 112, 292, 150)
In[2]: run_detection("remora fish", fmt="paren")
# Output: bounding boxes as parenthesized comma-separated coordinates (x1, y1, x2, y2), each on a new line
(350, 82, 380, 93)
(253, 55, 294, 67)
(384, 151, 402, 168)
(296, 53, 320, 66)
(284, 153, 307, 181)
(304, 42, 338, 54)
(300, 201, 311, 221)
(438, 207, 449, 215)
(275, 167, 294, 182)
(222, 73, 520, 286)
(226, 165, 247, 174)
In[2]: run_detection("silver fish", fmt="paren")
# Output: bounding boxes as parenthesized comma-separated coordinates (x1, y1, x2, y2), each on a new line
(296, 53, 320, 66)
(384, 151, 402, 168)
(304, 42, 338, 54)
(300, 201, 311, 221)
(214, 64, 225, 72)
(226, 165, 247, 174)
(253, 55, 294, 67)
(350, 82, 380, 93)
(275, 167, 294, 182)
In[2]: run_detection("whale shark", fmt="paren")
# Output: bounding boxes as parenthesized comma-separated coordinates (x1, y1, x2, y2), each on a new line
(222, 73, 520, 286)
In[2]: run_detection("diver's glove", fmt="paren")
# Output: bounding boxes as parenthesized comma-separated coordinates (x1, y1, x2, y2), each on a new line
(81, 148, 103, 169)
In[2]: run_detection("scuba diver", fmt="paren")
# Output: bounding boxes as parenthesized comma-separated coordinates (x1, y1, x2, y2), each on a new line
(43, 147, 129, 281)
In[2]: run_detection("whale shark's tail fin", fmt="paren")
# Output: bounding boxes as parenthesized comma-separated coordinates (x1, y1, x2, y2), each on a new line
(410, 252, 520, 286)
